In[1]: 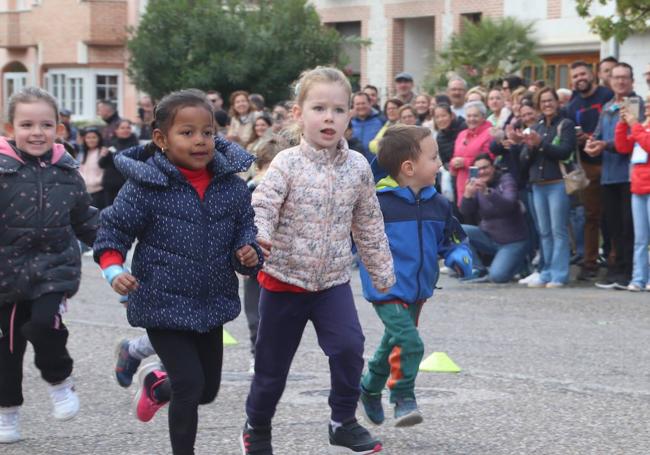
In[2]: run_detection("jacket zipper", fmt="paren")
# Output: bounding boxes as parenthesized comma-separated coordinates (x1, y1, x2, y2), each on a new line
(415, 194, 423, 302)
(318, 163, 334, 285)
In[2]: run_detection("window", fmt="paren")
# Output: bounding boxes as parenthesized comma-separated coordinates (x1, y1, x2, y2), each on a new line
(522, 53, 599, 89)
(96, 75, 119, 104)
(45, 69, 121, 120)
(46, 74, 84, 115)
(461, 12, 482, 24)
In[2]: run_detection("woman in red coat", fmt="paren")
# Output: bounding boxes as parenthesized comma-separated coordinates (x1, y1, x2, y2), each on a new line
(449, 101, 493, 206)
(614, 97, 650, 291)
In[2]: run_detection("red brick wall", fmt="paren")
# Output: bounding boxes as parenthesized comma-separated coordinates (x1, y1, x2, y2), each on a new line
(547, 0, 562, 19)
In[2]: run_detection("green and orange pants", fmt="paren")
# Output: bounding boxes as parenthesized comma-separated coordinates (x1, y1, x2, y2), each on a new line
(361, 299, 425, 403)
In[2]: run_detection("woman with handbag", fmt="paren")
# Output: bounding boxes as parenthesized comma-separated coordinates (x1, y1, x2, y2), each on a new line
(521, 87, 577, 288)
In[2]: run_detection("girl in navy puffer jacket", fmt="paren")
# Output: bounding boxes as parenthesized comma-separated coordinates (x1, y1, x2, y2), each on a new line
(93, 89, 263, 455)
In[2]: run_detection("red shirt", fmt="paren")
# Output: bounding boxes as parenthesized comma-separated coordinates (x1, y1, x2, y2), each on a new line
(257, 271, 308, 293)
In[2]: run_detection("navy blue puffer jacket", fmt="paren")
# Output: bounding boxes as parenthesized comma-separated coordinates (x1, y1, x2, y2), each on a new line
(93, 137, 263, 332)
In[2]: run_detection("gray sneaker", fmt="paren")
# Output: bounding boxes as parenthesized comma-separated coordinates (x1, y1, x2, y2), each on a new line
(394, 398, 423, 427)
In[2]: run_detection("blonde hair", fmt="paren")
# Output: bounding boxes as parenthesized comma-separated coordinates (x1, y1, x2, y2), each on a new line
(465, 86, 487, 104)
(294, 66, 352, 107)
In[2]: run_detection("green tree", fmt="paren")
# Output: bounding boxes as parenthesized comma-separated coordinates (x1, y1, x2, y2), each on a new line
(423, 17, 541, 92)
(576, 0, 650, 43)
(127, 0, 348, 104)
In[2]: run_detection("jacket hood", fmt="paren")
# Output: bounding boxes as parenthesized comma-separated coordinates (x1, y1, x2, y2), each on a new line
(0, 137, 77, 173)
(376, 175, 438, 202)
(115, 136, 255, 187)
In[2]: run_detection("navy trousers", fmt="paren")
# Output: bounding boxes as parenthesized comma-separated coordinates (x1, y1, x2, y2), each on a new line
(246, 282, 365, 426)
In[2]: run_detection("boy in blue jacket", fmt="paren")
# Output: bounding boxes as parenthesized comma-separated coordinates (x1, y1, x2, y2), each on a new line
(358, 125, 472, 427)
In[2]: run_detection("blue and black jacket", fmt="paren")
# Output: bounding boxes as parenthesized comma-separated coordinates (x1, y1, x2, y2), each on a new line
(358, 176, 469, 304)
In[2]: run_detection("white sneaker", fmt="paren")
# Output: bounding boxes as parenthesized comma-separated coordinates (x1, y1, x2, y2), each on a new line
(518, 271, 540, 285)
(48, 377, 79, 421)
(440, 265, 452, 275)
(627, 283, 643, 292)
(646, 284, 650, 292)
(248, 357, 255, 374)
(546, 282, 565, 289)
(527, 277, 548, 288)
(0, 406, 20, 444)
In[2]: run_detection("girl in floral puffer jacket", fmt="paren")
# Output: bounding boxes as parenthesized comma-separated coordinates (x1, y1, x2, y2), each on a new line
(241, 67, 394, 455)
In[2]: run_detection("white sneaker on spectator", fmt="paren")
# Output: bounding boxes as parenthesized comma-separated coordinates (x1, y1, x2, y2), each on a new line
(646, 284, 650, 291)
(48, 377, 79, 421)
(627, 283, 643, 292)
(248, 357, 256, 374)
(527, 277, 548, 288)
(440, 266, 452, 275)
(0, 406, 20, 444)
(546, 282, 565, 289)
(518, 271, 540, 285)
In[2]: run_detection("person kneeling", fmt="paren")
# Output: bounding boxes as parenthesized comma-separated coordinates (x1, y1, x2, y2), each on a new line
(460, 154, 529, 283)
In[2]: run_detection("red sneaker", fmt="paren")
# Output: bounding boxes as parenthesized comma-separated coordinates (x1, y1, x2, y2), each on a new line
(133, 362, 168, 422)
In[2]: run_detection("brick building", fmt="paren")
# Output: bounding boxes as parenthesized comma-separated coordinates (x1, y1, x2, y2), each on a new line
(314, 0, 649, 98)
(0, 0, 145, 122)
(1, 0, 648, 122)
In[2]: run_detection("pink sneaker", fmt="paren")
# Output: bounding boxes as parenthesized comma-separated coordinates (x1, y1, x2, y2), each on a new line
(133, 362, 168, 422)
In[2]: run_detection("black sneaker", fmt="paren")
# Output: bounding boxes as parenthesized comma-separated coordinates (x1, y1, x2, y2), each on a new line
(240, 420, 273, 455)
(329, 418, 382, 454)
(576, 267, 598, 281)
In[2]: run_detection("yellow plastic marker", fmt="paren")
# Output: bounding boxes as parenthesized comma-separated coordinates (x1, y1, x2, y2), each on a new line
(223, 329, 238, 346)
(419, 352, 461, 373)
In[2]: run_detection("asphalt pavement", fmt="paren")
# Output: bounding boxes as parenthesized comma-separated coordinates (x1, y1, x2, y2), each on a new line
(3, 258, 649, 454)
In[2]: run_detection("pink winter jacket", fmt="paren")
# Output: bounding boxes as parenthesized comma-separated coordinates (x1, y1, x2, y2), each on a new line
(252, 139, 396, 292)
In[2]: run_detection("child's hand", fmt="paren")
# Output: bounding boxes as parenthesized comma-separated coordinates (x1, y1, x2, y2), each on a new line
(444, 247, 473, 278)
(236, 245, 259, 267)
(257, 238, 272, 259)
(112, 273, 139, 296)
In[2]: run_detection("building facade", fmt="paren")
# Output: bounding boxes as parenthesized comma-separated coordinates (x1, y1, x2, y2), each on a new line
(1, 0, 648, 122)
(313, 0, 650, 98)
(0, 0, 146, 121)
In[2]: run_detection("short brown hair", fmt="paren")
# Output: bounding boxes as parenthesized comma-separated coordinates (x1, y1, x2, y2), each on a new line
(255, 134, 288, 170)
(7, 86, 59, 124)
(377, 125, 432, 179)
(534, 86, 558, 110)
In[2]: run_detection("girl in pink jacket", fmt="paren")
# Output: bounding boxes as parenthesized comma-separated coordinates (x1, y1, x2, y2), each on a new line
(240, 67, 395, 455)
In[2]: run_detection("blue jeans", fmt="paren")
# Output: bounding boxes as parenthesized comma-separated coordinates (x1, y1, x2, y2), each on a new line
(631, 194, 650, 287)
(526, 187, 544, 271)
(570, 204, 585, 257)
(532, 182, 571, 284)
(462, 225, 529, 283)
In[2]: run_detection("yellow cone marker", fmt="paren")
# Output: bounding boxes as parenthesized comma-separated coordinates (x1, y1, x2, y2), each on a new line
(223, 329, 238, 346)
(419, 352, 461, 373)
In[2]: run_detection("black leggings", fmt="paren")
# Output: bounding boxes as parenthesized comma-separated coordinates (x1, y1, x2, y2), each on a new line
(147, 327, 223, 455)
(0, 293, 72, 407)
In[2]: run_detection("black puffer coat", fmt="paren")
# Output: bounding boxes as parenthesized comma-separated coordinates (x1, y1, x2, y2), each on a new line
(0, 138, 98, 306)
(436, 117, 467, 165)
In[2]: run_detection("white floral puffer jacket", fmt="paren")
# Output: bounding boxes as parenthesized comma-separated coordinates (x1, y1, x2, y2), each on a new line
(252, 139, 395, 292)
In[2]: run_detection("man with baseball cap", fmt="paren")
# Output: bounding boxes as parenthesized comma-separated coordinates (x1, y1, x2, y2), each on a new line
(394, 72, 416, 105)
